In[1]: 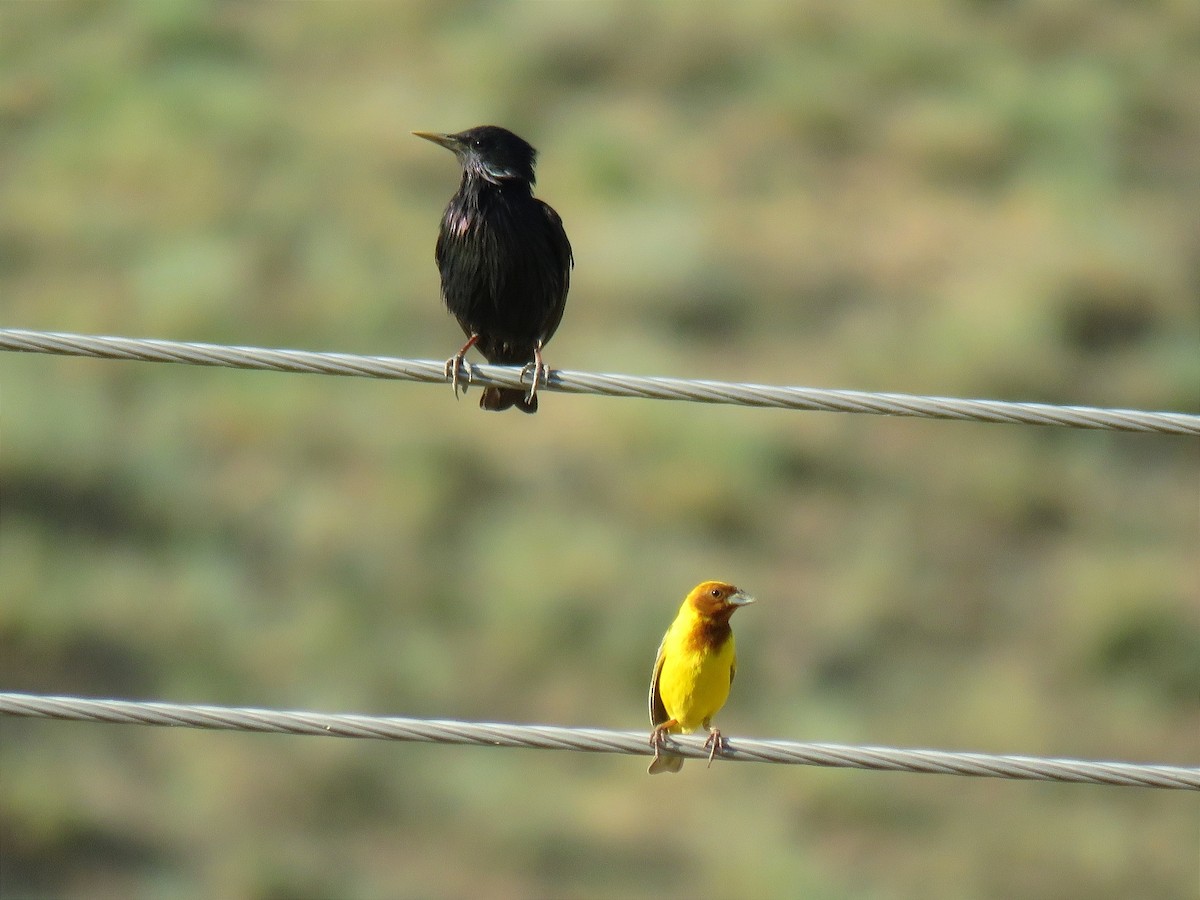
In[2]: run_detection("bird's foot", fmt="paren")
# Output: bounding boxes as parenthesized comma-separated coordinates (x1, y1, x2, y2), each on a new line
(703, 727, 725, 768)
(521, 341, 547, 404)
(445, 334, 481, 399)
(520, 362, 548, 403)
(444, 355, 475, 399)
(649, 721, 676, 763)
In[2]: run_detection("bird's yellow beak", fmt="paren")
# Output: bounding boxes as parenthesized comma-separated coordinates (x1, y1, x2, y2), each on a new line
(728, 590, 755, 607)
(412, 130, 461, 152)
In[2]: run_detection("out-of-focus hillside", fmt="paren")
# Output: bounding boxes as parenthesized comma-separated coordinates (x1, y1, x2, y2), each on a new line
(1, 3, 1197, 898)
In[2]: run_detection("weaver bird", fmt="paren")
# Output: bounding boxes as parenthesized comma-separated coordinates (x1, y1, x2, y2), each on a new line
(648, 581, 755, 774)
(413, 125, 573, 413)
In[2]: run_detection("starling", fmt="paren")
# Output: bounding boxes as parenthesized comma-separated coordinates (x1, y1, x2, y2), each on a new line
(414, 125, 573, 413)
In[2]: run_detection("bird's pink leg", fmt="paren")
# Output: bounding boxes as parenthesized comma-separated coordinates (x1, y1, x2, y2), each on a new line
(703, 726, 725, 768)
(649, 719, 678, 765)
(521, 340, 546, 404)
(445, 334, 480, 399)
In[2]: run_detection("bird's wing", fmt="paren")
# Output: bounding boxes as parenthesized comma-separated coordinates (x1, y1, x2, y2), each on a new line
(535, 200, 573, 346)
(539, 201, 574, 271)
(648, 633, 671, 726)
(730, 651, 737, 687)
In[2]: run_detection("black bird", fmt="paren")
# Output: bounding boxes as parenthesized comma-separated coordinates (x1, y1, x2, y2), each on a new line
(413, 125, 573, 413)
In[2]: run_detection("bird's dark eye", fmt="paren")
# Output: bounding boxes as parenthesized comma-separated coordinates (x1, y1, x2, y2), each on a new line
(711, 588, 722, 598)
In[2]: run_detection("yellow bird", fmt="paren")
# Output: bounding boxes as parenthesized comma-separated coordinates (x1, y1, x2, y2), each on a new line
(648, 580, 755, 774)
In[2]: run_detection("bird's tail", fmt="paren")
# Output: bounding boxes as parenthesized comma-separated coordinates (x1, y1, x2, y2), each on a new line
(480, 387, 537, 414)
(647, 753, 685, 775)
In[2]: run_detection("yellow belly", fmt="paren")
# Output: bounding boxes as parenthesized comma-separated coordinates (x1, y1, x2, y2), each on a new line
(657, 638, 736, 733)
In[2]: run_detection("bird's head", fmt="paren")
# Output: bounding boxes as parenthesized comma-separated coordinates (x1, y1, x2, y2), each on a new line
(687, 581, 755, 620)
(413, 125, 538, 186)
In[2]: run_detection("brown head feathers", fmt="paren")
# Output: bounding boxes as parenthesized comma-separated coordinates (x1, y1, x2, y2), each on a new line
(686, 581, 755, 620)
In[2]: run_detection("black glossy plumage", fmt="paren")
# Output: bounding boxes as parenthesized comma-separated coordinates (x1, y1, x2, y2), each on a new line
(414, 125, 573, 413)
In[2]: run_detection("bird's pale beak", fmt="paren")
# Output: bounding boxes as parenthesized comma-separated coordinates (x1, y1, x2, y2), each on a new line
(728, 590, 755, 607)
(412, 131, 461, 152)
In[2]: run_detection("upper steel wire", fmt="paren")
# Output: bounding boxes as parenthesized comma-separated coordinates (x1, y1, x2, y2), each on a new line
(1, 693, 1196, 790)
(1, 328, 1197, 434)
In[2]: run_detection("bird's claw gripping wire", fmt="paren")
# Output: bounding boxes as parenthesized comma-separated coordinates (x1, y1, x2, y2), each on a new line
(445, 334, 480, 399)
(703, 727, 725, 768)
(521, 340, 547, 404)
(649, 722, 673, 766)
(444, 356, 474, 398)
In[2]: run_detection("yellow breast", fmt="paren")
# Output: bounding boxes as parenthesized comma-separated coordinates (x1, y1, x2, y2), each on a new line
(655, 623, 737, 733)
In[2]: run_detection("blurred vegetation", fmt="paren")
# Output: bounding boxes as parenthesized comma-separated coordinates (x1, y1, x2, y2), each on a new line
(1, 2, 1197, 898)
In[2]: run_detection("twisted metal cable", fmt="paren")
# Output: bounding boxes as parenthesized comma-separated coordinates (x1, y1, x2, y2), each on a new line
(2, 328, 1196, 434)
(2, 693, 1195, 790)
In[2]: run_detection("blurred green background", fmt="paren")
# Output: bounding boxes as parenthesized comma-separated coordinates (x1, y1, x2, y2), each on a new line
(2, 2, 1197, 898)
